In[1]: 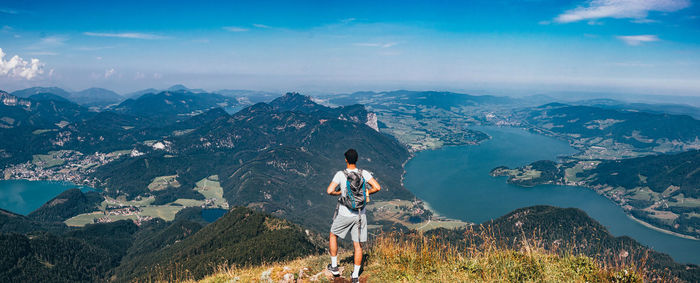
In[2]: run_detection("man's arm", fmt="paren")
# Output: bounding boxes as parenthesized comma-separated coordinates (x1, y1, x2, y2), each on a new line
(367, 178, 381, 195)
(326, 182, 341, 195)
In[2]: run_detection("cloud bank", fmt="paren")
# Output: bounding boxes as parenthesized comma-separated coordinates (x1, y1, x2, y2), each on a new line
(555, 0, 690, 23)
(83, 32, 167, 39)
(0, 48, 44, 79)
(223, 26, 249, 32)
(354, 42, 398, 48)
(617, 34, 660, 45)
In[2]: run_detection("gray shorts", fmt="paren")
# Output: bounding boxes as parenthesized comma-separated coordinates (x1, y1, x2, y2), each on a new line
(331, 213, 367, 242)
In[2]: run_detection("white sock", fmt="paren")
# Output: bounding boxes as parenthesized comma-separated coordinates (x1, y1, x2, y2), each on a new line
(331, 256, 337, 267)
(352, 264, 361, 278)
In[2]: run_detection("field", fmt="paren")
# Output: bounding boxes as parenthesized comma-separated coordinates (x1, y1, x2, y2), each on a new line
(65, 176, 229, 227)
(147, 175, 181, 191)
(32, 152, 65, 168)
(194, 175, 229, 208)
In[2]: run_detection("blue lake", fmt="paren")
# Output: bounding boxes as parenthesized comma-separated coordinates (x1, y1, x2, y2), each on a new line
(0, 180, 94, 215)
(404, 126, 700, 264)
(201, 208, 228, 222)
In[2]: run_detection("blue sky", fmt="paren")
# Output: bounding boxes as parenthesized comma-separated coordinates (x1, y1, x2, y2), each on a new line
(1, 0, 699, 96)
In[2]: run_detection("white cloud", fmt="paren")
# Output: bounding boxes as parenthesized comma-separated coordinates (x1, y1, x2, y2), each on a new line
(134, 72, 146, 79)
(252, 23, 271, 28)
(26, 51, 58, 56)
(104, 68, 115, 78)
(40, 36, 67, 45)
(354, 42, 398, 48)
(76, 46, 115, 51)
(0, 8, 18, 14)
(26, 35, 68, 50)
(153, 72, 163, 79)
(83, 32, 168, 39)
(0, 48, 44, 79)
(223, 26, 249, 32)
(554, 0, 690, 23)
(617, 34, 660, 45)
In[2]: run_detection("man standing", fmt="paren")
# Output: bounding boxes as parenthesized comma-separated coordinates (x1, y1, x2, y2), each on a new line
(326, 149, 381, 283)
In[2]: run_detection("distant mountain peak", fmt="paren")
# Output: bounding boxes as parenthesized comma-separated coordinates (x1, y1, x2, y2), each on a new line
(167, 84, 189, 91)
(269, 92, 319, 112)
(11, 86, 71, 99)
(166, 84, 207, 93)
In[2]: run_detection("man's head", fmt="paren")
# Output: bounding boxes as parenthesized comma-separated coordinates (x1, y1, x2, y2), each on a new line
(344, 148, 358, 165)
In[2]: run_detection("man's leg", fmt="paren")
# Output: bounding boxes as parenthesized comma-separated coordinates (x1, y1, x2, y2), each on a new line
(352, 241, 362, 278)
(327, 232, 340, 276)
(329, 232, 338, 257)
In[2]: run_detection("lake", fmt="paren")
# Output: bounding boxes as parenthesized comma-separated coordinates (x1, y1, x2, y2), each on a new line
(404, 126, 700, 264)
(201, 208, 228, 222)
(0, 180, 94, 215)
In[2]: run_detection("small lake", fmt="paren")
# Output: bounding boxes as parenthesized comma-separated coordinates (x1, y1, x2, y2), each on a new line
(0, 180, 94, 215)
(404, 126, 700, 264)
(201, 208, 228, 222)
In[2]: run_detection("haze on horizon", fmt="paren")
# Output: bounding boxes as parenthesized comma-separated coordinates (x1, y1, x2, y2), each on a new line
(1, 0, 699, 97)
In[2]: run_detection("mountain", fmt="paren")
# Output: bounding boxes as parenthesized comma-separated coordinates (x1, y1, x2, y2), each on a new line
(28, 189, 103, 223)
(0, 208, 66, 234)
(0, 220, 139, 283)
(71, 87, 123, 107)
(113, 90, 237, 125)
(270, 92, 376, 128)
(27, 93, 71, 103)
(570, 98, 700, 120)
(166, 84, 207, 93)
(91, 93, 411, 231)
(426, 205, 699, 282)
(0, 93, 95, 166)
(515, 103, 700, 158)
(114, 207, 322, 281)
(124, 88, 159, 99)
(319, 90, 500, 151)
(327, 90, 514, 109)
(11, 87, 72, 99)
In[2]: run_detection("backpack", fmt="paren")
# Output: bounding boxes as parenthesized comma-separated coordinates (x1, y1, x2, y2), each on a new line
(339, 169, 368, 211)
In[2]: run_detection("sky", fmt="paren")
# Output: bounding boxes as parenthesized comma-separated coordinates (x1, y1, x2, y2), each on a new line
(1, 0, 699, 96)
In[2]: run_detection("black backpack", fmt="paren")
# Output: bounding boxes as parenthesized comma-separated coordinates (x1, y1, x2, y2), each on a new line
(339, 169, 368, 211)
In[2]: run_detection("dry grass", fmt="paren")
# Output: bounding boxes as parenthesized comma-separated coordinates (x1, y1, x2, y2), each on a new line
(153, 228, 646, 283)
(365, 230, 644, 282)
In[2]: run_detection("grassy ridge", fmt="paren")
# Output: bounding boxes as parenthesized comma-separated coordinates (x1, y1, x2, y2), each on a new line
(194, 232, 645, 283)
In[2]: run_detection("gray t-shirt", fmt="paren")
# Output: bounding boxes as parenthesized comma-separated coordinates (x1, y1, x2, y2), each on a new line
(332, 168, 373, 217)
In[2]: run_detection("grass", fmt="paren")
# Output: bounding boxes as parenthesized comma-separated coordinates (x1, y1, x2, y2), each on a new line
(148, 175, 181, 191)
(364, 231, 644, 283)
(184, 230, 645, 283)
(32, 129, 56, 135)
(174, 199, 205, 207)
(32, 153, 65, 168)
(64, 211, 104, 227)
(140, 205, 184, 221)
(194, 175, 228, 208)
(65, 204, 185, 226)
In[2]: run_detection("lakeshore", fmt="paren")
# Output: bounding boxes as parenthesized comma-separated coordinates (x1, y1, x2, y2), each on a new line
(403, 126, 700, 264)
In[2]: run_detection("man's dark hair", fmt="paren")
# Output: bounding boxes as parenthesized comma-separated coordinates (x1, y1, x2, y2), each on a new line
(344, 149, 358, 164)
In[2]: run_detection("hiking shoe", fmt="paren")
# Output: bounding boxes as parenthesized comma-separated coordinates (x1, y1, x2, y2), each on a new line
(351, 277, 359, 283)
(326, 264, 340, 276)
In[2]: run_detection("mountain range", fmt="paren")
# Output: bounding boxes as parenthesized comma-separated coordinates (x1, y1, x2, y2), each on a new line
(1, 87, 699, 281)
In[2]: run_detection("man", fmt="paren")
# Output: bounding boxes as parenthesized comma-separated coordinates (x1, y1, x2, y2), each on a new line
(326, 148, 381, 283)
